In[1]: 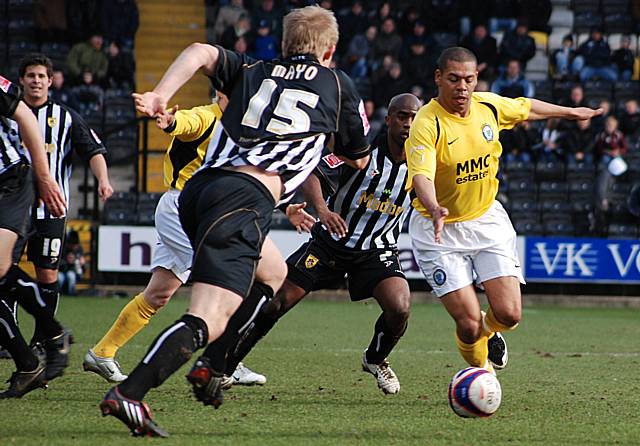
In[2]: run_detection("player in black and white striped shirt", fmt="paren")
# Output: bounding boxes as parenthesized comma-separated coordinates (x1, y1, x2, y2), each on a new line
(212, 94, 421, 395)
(0, 74, 68, 398)
(10, 54, 112, 349)
(102, 6, 369, 437)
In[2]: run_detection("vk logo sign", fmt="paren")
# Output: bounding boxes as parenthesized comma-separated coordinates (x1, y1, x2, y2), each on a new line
(525, 237, 640, 283)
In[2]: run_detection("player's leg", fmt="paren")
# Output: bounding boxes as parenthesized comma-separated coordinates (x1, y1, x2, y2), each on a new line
(481, 276, 521, 370)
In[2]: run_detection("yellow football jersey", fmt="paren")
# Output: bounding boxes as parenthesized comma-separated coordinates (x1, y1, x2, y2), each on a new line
(405, 92, 531, 222)
(163, 103, 222, 191)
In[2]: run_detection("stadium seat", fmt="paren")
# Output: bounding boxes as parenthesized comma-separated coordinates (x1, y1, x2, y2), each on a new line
(607, 223, 638, 239)
(508, 179, 537, 201)
(566, 161, 596, 181)
(541, 199, 572, 216)
(532, 80, 553, 102)
(604, 14, 633, 35)
(602, 0, 630, 15)
(548, 28, 573, 52)
(536, 160, 565, 181)
(538, 180, 569, 201)
(543, 218, 574, 236)
(508, 197, 540, 222)
(505, 159, 535, 182)
(513, 218, 544, 235)
(571, 0, 600, 14)
(549, 8, 574, 29)
(584, 80, 614, 103)
(569, 179, 595, 198)
(552, 80, 577, 102)
(573, 12, 602, 34)
(614, 81, 640, 103)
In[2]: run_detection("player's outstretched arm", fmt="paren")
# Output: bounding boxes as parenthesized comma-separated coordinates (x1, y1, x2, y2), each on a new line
(528, 98, 604, 121)
(133, 43, 220, 117)
(89, 154, 113, 202)
(302, 174, 348, 238)
(285, 202, 316, 234)
(13, 101, 67, 217)
(412, 174, 449, 244)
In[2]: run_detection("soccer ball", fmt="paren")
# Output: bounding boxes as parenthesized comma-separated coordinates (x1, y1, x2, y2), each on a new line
(447, 367, 502, 418)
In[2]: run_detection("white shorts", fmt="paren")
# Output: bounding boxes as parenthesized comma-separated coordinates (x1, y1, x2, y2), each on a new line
(151, 189, 192, 284)
(409, 200, 525, 298)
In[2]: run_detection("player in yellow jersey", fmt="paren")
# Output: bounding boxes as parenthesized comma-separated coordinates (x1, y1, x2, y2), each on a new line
(83, 97, 314, 384)
(405, 47, 602, 373)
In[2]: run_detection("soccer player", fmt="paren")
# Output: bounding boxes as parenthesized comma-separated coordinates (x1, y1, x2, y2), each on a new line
(83, 97, 286, 386)
(10, 54, 113, 358)
(211, 93, 421, 395)
(100, 5, 370, 437)
(405, 47, 602, 374)
(0, 73, 67, 398)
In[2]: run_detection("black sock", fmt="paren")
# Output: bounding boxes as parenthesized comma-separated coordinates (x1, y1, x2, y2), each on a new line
(365, 313, 408, 364)
(7, 266, 63, 339)
(31, 282, 59, 345)
(0, 299, 38, 371)
(202, 282, 273, 373)
(118, 314, 208, 401)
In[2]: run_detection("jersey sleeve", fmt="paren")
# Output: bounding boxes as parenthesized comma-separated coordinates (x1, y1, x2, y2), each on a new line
(333, 70, 370, 160)
(404, 108, 438, 190)
(170, 103, 222, 142)
(69, 108, 107, 161)
(474, 91, 531, 131)
(0, 75, 22, 118)
(209, 46, 257, 97)
(313, 151, 353, 197)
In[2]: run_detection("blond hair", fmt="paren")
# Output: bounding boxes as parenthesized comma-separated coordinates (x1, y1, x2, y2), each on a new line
(282, 6, 338, 60)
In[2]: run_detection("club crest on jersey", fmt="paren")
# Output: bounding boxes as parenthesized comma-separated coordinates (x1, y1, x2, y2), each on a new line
(47, 117, 58, 128)
(305, 254, 319, 269)
(481, 124, 494, 141)
(433, 268, 447, 286)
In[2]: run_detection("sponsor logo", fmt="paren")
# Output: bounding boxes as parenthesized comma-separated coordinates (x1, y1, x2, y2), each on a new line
(322, 153, 344, 169)
(305, 254, 319, 269)
(433, 268, 447, 286)
(0, 75, 11, 93)
(481, 123, 494, 141)
(455, 154, 491, 184)
(357, 191, 404, 216)
(47, 117, 58, 128)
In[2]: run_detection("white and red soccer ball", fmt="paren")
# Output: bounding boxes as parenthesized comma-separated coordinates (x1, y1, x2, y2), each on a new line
(448, 367, 502, 418)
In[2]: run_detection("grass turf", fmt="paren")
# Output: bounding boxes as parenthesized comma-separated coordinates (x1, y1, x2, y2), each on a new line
(1, 296, 639, 445)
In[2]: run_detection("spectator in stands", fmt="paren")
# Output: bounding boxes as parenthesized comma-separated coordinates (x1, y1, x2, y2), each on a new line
(498, 19, 536, 70)
(595, 116, 628, 211)
(403, 20, 436, 59)
(552, 34, 577, 80)
(252, 0, 283, 40)
(612, 35, 635, 82)
(489, 0, 519, 33)
(252, 20, 278, 61)
(372, 17, 403, 62)
(220, 14, 252, 50)
(372, 62, 410, 109)
(475, 79, 490, 92)
(592, 99, 612, 134)
(369, 1, 392, 27)
(106, 42, 135, 90)
(619, 99, 640, 137)
(491, 59, 534, 97)
(342, 25, 376, 77)
(538, 118, 563, 161)
(402, 40, 434, 89)
(233, 35, 250, 55)
(70, 71, 104, 117)
(100, 0, 139, 51)
(519, 0, 552, 33)
(562, 118, 596, 163)
(58, 230, 85, 296)
(364, 98, 384, 137)
(458, 0, 492, 37)
(572, 27, 617, 82)
(337, 1, 369, 55)
(397, 5, 421, 36)
(49, 69, 75, 108)
(460, 23, 498, 81)
(66, 34, 109, 85)
(565, 84, 586, 108)
(500, 121, 538, 163)
(213, 0, 248, 43)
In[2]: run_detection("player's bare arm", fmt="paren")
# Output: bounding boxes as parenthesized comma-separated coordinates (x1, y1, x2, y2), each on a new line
(13, 100, 66, 217)
(89, 155, 113, 202)
(285, 202, 315, 234)
(302, 173, 348, 238)
(337, 153, 370, 170)
(528, 98, 604, 121)
(133, 43, 220, 117)
(412, 174, 449, 244)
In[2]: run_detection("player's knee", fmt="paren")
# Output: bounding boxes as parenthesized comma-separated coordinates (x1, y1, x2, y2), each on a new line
(496, 309, 521, 329)
(146, 291, 171, 310)
(456, 317, 483, 341)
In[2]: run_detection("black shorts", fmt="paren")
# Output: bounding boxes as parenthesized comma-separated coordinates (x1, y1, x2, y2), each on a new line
(13, 216, 67, 268)
(178, 169, 275, 298)
(0, 163, 33, 238)
(286, 230, 406, 301)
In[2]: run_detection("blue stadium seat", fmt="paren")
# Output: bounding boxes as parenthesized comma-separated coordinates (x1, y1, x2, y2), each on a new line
(513, 218, 544, 235)
(543, 218, 574, 236)
(538, 180, 569, 201)
(566, 160, 596, 181)
(607, 223, 638, 239)
(536, 160, 565, 181)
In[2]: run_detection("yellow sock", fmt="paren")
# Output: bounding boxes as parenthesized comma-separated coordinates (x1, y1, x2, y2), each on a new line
(484, 307, 518, 333)
(93, 293, 157, 358)
(455, 332, 489, 368)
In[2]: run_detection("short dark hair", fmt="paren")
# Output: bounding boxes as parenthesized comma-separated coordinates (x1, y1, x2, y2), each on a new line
(19, 53, 54, 78)
(436, 46, 477, 71)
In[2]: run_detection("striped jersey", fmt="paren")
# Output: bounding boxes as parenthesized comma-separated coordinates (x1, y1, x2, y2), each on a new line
(0, 75, 27, 176)
(162, 103, 222, 191)
(27, 100, 106, 219)
(315, 131, 411, 250)
(203, 46, 370, 201)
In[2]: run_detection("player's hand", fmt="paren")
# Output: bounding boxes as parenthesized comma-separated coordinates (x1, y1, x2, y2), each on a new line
(286, 202, 316, 234)
(318, 208, 348, 238)
(36, 176, 67, 217)
(156, 105, 178, 130)
(571, 107, 604, 121)
(132, 91, 167, 117)
(98, 180, 114, 202)
(431, 206, 449, 244)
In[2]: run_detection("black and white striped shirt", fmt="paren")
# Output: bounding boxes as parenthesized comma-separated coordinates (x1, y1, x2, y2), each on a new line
(317, 131, 411, 250)
(203, 47, 369, 202)
(26, 100, 106, 219)
(0, 75, 27, 176)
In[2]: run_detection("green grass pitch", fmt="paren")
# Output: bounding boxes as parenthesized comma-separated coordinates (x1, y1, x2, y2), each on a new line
(1, 296, 639, 445)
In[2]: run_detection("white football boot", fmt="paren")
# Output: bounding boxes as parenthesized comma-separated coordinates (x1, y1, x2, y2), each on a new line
(361, 352, 400, 394)
(231, 363, 267, 386)
(83, 349, 128, 383)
